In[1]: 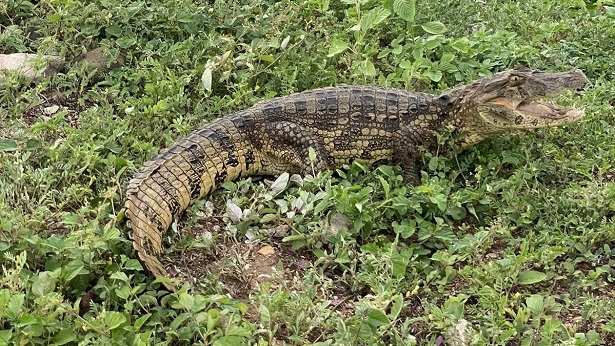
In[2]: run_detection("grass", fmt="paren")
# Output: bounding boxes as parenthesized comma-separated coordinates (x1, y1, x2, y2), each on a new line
(1, 0, 614, 345)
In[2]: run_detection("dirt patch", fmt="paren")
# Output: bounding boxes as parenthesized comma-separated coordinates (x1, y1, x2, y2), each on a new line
(444, 274, 470, 296)
(21, 91, 87, 128)
(165, 226, 319, 332)
(208, 241, 310, 299)
(555, 284, 615, 340)
(484, 235, 509, 261)
(401, 295, 429, 339)
(164, 217, 313, 301)
(44, 216, 70, 236)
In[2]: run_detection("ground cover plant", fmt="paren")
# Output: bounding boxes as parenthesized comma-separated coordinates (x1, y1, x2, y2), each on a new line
(1, 0, 614, 344)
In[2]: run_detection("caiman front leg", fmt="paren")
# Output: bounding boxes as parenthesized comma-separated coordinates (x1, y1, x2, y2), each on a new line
(264, 121, 330, 176)
(393, 126, 435, 185)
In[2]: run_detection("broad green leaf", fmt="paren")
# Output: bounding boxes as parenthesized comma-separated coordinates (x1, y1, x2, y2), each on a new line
(360, 7, 391, 32)
(280, 35, 291, 50)
(18, 314, 37, 324)
(421, 21, 447, 34)
(62, 260, 87, 281)
(31, 272, 56, 297)
(114, 285, 130, 299)
(391, 252, 408, 279)
(308, 147, 317, 162)
(0, 289, 10, 309)
(213, 336, 244, 346)
(518, 270, 547, 285)
(124, 259, 142, 271)
(221, 181, 238, 191)
(542, 317, 566, 334)
(259, 304, 271, 326)
(116, 37, 136, 48)
(53, 329, 76, 345)
(439, 61, 458, 73)
(428, 156, 441, 171)
(392, 220, 415, 238)
(378, 176, 390, 197)
(202, 67, 213, 92)
(282, 234, 307, 242)
(424, 36, 443, 50)
(433, 228, 457, 242)
(0, 140, 18, 152)
(362, 59, 376, 76)
(0, 330, 12, 343)
(426, 70, 443, 82)
(225, 325, 251, 337)
(399, 60, 413, 70)
(260, 54, 275, 63)
(49, 13, 61, 23)
(259, 213, 277, 223)
(389, 294, 404, 320)
(20, 316, 43, 336)
(103, 227, 121, 240)
(270, 172, 290, 196)
(7, 294, 25, 319)
(447, 205, 466, 220)
(392, 0, 416, 22)
(177, 292, 195, 311)
(355, 202, 363, 212)
(526, 294, 544, 315)
(25, 139, 42, 150)
(104, 311, 127, 330)
(365, 308, 390, 327)
(226, 202, 243, 223)
(441, 53, 455, 63)
(105, 24, 122, 37)
(170, 312, 191, 330)
(195, 298, 212, 315)
(327, 38, 349, 57)
(429, 193, 447, 211)
(115, 157, 128, 170)
(289, 174, 303, 186)
(133, 313, 151, 332)
(106, 142, 121, 154)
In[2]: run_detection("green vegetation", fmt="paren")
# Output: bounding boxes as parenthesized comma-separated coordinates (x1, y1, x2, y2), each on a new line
(1, 0, 614, 344)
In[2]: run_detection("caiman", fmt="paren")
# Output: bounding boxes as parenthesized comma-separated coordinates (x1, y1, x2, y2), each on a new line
(125, 67, 588, 290)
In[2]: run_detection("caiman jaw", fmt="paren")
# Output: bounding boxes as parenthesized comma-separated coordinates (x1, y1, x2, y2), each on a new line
(487, 97, 585, 124)
(444, 68, 589, 149)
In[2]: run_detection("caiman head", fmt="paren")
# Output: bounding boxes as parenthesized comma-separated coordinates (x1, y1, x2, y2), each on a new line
(444, 68, 588, 147)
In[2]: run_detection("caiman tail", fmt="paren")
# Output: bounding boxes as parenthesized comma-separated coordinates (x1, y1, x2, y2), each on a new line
(125, 112, 261, 290)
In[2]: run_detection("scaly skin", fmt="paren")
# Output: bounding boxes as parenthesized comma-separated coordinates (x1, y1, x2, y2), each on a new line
(125, 68, 588, 290)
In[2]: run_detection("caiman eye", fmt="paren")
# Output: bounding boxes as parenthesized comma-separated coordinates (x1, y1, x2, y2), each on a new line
(508, 75, 525, 86)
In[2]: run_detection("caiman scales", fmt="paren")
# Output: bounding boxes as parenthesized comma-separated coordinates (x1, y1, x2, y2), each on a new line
(125, 68, 588, 290)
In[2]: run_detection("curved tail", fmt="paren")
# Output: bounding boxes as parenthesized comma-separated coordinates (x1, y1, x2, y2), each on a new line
(125, 114, 258, 290)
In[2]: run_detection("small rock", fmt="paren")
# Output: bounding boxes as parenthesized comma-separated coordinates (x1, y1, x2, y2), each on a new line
(330, 213, 352, 233)
(265, 225, 290, 238)
(445, 319, 472, 346)
(257, 245, 275, 256)
(0, 53, 65, 81)
(296, 258, 310, 270)
(73, 47, 123, 82)
(43, 105, 60, 115)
